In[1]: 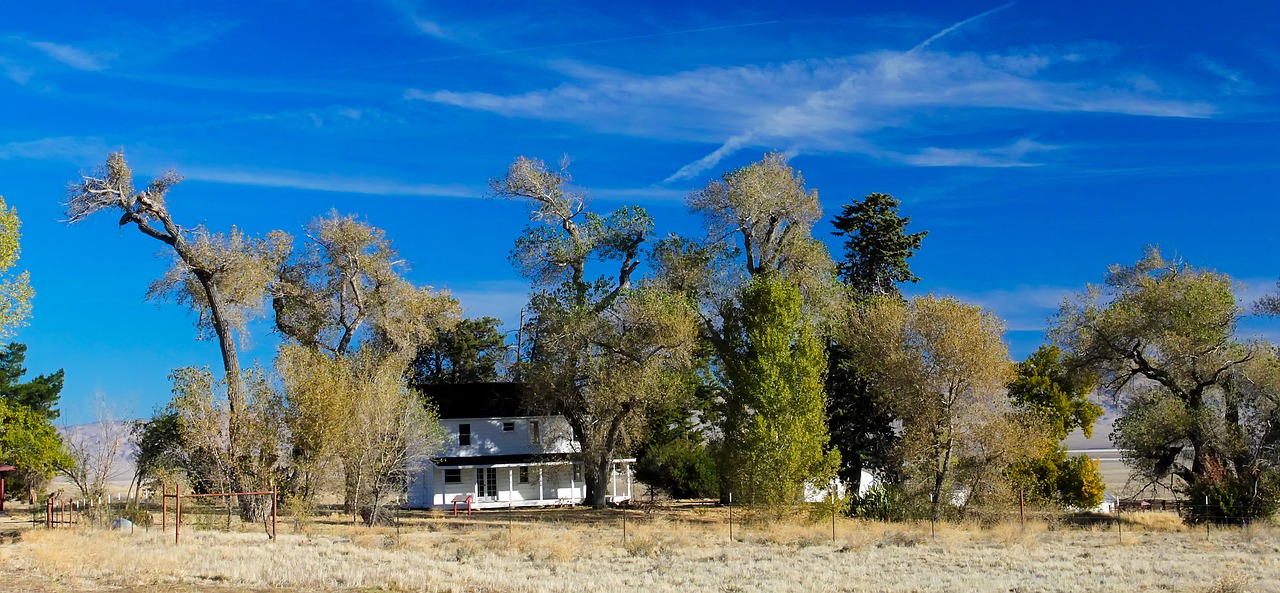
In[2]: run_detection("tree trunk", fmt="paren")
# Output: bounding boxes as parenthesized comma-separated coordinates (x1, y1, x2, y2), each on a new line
(931, 432, 954, 523)
(587, 456, 611, 508)
(188, 271, 262, 520)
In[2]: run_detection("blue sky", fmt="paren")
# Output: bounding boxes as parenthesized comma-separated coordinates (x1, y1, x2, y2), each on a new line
(1, 1, 1278, 424)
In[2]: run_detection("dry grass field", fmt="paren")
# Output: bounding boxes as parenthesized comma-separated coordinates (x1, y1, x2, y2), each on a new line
(2, 505, 1278, 593)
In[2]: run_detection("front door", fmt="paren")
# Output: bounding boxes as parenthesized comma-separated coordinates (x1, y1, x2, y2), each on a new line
(477, 468, 498, 501)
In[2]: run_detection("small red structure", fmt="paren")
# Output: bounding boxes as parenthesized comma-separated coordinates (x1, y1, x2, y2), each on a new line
(451, 494, 473, 516)
(0, 464, 14, 512)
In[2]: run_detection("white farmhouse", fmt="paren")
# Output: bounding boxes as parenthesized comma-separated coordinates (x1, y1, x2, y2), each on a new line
(407, 383, 634, 510)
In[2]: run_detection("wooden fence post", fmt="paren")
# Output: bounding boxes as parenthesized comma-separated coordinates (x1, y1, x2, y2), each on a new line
(175, 483, 181, 545)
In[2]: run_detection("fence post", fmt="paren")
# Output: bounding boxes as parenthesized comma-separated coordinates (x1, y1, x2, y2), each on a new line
(1019, 490, 1025, 528)
(1205, 496, 1210, 540)
(831, 490, 837, 543)
(727, 492, 733, 542)
(271, 484, 278, 542)
(175, 482, 181, 545)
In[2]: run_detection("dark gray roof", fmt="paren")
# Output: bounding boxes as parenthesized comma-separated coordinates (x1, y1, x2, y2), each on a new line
(420, 382, 527, 419)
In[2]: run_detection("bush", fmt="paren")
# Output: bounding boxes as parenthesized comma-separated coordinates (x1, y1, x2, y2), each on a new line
(1185, 472, 1279, 525)
(851, 483, 910, 522)
(635, 438, 719, 499)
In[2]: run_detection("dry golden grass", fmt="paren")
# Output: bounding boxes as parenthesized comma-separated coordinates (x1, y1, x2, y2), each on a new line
(4, 508, 1280, 593)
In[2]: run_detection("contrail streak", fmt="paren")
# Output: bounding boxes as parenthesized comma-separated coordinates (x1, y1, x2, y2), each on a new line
(404, 20, 781, 65)
(910, 2, 1016, 52)
(663, 3, 1018, 182)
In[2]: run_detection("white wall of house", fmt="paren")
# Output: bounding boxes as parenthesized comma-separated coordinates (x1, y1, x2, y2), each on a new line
(440, 416, 575, 458)
(407, 414, 600, 509)
(407, 412, 638, 509)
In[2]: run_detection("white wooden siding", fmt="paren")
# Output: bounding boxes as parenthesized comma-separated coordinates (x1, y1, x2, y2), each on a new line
(441, 416, 575, 457)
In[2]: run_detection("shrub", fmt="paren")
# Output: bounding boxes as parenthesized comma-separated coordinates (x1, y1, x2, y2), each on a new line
(851, 483, 911, 521)
(635, 438, 719, 499)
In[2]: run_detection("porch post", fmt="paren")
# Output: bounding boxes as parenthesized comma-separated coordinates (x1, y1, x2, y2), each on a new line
(508, 468, 514, 504)
(611, 463, 617, 501)
(538, 467, 544, 503)
(626, 462, 632, 500)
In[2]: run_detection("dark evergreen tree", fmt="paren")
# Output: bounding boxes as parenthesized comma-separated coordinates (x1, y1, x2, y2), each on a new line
(409, 316, 506, 386)
(826, 342, 898, 487)
(634, 348, 721, 499)
(828, 193, 926, 491)
(831, 193, 927, 297)
(0, 342, 64, 420)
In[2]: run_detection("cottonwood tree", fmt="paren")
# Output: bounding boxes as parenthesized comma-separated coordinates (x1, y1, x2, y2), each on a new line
(0, 342, 65, 497)
(0, 196, 32, 339)
(494, 155, 697, 508)
(1052, 247, 1278, 521)
(278, 345, 442, 524)
(272, 211, 457, 358)
(684, 152, 838, 316)
(658, 153, 840, 504)
(166, 365, 287, 531)
(844, 295, 1014, 520)
(0, 398, 69, 501)
(719, 274, 838, 504)
(65, 153, 289, 514)
(525, 287, 698, 507)
(827, 192, 928, 492)
(128, 410, 186, 501)
(272, 211, 457, 515)
(1005, 345, 1106, 508)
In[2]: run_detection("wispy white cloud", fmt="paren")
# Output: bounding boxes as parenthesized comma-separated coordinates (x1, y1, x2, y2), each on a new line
(184, 105, 394, 130)
(1234, 276, 1278, 311)
(181, 166, 483, 199)
(1193, 55, 1257, 96)
(7, 19, 235, 83)
(412, 17, 453, 40)
(0, 56, 32, 84)
(26, 40, 110, 71)
(894, 138, 1057, 167)
(0, 136, 112, 163)
(410, 35, 1217, 182)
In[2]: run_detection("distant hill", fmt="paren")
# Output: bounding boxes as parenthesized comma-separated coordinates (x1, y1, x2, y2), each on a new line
(53, 421, 138, 493)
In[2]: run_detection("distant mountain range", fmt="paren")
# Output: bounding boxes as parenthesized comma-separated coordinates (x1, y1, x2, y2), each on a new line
(55, 421, 138, 488)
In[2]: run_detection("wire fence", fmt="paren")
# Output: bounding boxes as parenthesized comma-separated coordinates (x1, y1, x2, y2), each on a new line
(19, 492, 1278, 548)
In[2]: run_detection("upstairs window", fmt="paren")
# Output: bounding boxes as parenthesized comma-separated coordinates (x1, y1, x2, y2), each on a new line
(529, 420, 541, 444)
(444, 469, 461, 483)
(503, 421, 515, 432)
(458, 423, 471, 446)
